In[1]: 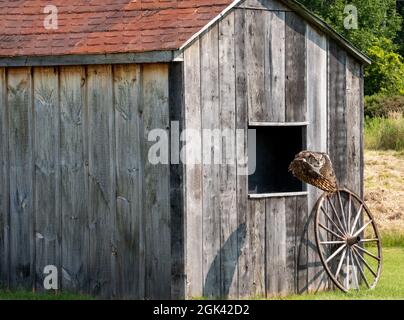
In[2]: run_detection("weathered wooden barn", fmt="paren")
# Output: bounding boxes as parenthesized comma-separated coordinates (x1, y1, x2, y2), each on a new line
(0, 0, 370, 299)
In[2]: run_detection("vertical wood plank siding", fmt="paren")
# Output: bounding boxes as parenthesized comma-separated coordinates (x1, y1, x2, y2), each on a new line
(0, 64, 172, 298)
(183, 3, 364, 298)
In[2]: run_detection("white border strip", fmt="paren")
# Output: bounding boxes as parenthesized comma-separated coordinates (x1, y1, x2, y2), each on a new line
(249, 191, 308, 199)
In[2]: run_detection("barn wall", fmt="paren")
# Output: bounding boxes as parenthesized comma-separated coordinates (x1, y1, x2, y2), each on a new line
(0, 63, 173, 299)
(183, 0, 364, 298)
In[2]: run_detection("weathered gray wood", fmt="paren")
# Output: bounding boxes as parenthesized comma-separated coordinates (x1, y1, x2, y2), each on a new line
(238, 0, 290, 11)
(285, 196, 297, 293)
(113, 64, 143, 298)
(0, 51, 177, 67)
(183, 39, 203, 298)
(169, 62, 185, 299)
(7, 67, 34, 289)
(200, 23, 221, 298)
(0, 68, 9, 288)
(346, 56, 361, 195)
(359, 66, 365, 198)
(265, 10, 286, 122)
(87, 65, 115, 297)
(285, 12, 307, 122)
(239, 199, 266, 297)
(218, 11, 238, 298)
(246, 9, 266, 122)
(306, 25, 328, 292)
(328, 41, 347, 187)
(266, 197, 287, 296)
(295, 195, 308, 294)
(142, 64, 171, 299)
(33, 67, 61, 291)
(60, 66, 89, 293)
(235, 8, 248, 300)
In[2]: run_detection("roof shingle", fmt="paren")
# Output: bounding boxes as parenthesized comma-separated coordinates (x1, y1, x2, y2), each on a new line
(0, 0, 232, 57)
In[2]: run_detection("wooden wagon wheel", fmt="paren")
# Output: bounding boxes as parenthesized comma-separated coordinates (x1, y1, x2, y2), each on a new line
(314, 189, 382, 292)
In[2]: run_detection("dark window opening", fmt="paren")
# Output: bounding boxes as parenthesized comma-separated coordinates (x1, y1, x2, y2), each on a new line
(248, 126, 306, 194)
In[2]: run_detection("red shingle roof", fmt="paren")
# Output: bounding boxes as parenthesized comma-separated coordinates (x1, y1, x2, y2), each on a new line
(0, 0, 233, 57)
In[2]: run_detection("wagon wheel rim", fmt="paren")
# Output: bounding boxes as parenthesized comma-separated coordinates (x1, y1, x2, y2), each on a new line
(314, 189, 382, 292)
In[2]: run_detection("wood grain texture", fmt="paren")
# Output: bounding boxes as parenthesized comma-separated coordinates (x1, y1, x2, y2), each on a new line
(113, 64, 143, 298)
(238, 0, 290, 11)
(218, 12, 238, 298)
(235, 8, 248, 300)
(346, 56, 361, 195)
(7, 67, 34, 289)
(87, 65, 115, 297)
(169, 62, 186, 299)
(306, 26, 328, 292)
(33, 67, 61, 291)
(285, 12, 307, 122)
(239, 199, 266, 297)
(0, 68, 9, 288)
(142, 64, 171, 299)
(246, 9, 266, 122)
(266, 197, 287, 296)
(200, 24, 221, 298)
(183, 40, 203, 298)
(328, 41, 347, 187)
(265, 10, 286, 122)
(60, 66, 88, 293)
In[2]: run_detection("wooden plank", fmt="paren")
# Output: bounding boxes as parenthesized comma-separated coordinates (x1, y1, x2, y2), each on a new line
(33, 67, 60, 291)
(264, 10, 286, 122)
(142, 64, 171, 299)
(245, 9, 266, 122)
(238, 0, 290, 11)
(249, 122, 309, 126)
(218, 11, 238, 298)
(0, 51, 176, 67)
(169, 62, 186, 299)
(295, 195, 308, 294)
(113, 64, 143, 299)
(346, 56, 362, 195)
(306, 26, 328, 292)
(0, 67, 9, 288)
(328, 41, 347, 187)
(266, 197, 287, 296)
(200, 24, 221, 298)
(359, 66, 365, 198)
(60, 66, 89, 293)
(7, 68, 34, 289)
(285, 196, 297, 293)
(235, 8, 249, 300)
(183, 39, 203, 298)
(249, 192, 308, 199)
(87, 65, 115, 297)
(285, 12, 307, 122)
(239, 199, 266, 297)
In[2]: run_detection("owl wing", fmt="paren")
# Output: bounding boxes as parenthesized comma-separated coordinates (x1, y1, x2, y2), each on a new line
(319, 154, 338, 188)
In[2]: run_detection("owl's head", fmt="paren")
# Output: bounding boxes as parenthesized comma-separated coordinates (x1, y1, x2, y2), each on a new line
(291, 151, 326, 169)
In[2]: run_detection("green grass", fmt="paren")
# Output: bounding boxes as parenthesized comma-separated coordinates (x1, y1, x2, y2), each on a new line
(365, 116, 404, 151)
(380, 231, 404, 247)
(275, 247, 404, 300)
(0, 290, 94, 300)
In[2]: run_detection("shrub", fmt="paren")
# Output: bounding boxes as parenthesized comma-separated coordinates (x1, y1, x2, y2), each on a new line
(365, 115, 404, 151)
(365, 95, 404, 118)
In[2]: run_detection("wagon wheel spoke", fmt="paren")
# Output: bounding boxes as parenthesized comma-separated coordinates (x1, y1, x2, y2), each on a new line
(327, 197, 347, 233)
(349, 248, 360, 289)
(359, 238, 379, 243)
(320, 241, 346, 245)
(353, 244, 381, 261)
(320, 207, 346, 238)
(351, 247, 371, 289)
(326, 244, 346, 264)
(350, 204, 364, 235)
(352, 220, 373, 238)
(335, 248, 347, 280)
(346, 247, 350, 290)
(319, 223, 345, 240)
(352, 247, 378, 278)
(337, 191, 349, 233)
(347, 193, 352, 234)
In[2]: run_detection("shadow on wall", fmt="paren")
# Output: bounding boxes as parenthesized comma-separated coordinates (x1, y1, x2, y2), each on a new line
(203, 223, 246, 298)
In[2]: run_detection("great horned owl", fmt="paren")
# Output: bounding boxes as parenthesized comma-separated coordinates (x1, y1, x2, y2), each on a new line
(288, 151, 338, 193)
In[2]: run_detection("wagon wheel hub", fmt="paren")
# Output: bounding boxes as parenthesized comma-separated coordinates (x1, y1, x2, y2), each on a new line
(346, 236, 361, 247)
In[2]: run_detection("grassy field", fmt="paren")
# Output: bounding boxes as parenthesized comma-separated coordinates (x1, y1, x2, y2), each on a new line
(276, 247, 404, 300)
(0, 290, 93, 300)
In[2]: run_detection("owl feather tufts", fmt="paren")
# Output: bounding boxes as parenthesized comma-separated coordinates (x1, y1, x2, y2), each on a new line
(288, 151, 338, 193)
